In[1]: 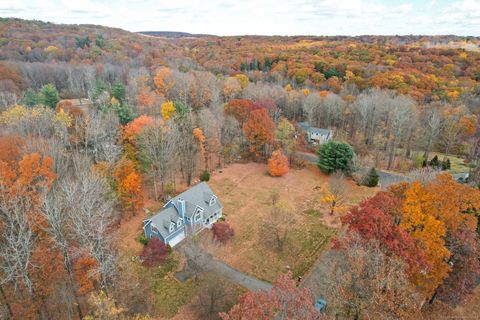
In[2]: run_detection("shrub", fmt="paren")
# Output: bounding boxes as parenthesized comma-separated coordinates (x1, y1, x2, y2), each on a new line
(441, 158, 451, 170)
(317, 140, 355, 174)
(140, 237, 169, 267)
(363, 167, 379, 187)
(212, 222, 234, 243)
(138, 234, 149, 246)
(200, 170, 210, 181)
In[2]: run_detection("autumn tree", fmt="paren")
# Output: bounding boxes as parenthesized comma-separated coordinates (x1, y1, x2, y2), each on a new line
(212, 222, 235, 243)
(224, 99, 254, 125)
(400, 181, 451, 298)
(154, 67, 173, 97)
(122, 114, 154, 144)
(161, 100, 176, 120)
(321, 172, 348, 215)
(267, 150, 289, 177)
(140, 237, 170, 267)
(114, 158, 144, 216)
(243, 108, 275, 157)
(275, 117, 296, 157)
(341, 192, 427, 275)
(220, 272, 322, 320)
(0, 153, 56, 318)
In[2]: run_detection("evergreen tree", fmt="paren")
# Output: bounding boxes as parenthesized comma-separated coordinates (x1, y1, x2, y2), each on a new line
(112, 102, 136, 125)
(429, 155, 440, 168)
(364, 167, 379, 187)
(23, 89, 39, 108)
(441, 158, 451, 171)
(317, 140, 355, 174)
(111, 81, 126, 102)
(39, 84, 60, 109)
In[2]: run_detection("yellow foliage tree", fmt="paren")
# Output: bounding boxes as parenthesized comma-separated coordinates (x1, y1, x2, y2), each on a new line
(160, 101, 176, 121)
(235, 74, 249, 89)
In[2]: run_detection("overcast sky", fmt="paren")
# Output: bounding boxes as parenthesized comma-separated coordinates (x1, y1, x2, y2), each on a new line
(0, 0, 479, 36)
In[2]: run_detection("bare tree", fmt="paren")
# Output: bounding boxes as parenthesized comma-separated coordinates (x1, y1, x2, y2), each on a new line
(322, 172, 348, 216)
(62, 155, 119, 293)
(386, 96, 416, 170)
(192, 275, 235, 320)
(261, 206, 296, 251)
(0, 195, 40, 317)
(306, 236, 419, 320)
(422, 107, 441, 161)
(80, 109, 122, 164)
(175, 113, 199, 186)
(136, 120, 178, 199)
(42, 184, 84, 319)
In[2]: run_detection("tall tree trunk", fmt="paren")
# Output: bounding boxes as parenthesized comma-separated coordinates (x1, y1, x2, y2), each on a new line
(61, 247, 83, 319)
(0, 284, 13, 319)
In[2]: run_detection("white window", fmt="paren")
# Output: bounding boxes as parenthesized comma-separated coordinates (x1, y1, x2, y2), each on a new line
(169, 223, 174, 232)
(177, 218, 183, 227)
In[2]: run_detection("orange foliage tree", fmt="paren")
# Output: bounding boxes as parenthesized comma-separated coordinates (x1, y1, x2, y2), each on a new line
(243, 108, 275, 156)
(114, 158, 144, 216)
(267, 150, 289, 177)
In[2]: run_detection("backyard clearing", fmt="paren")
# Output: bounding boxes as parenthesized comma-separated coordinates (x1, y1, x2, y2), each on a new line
(202, 162, 379, 283)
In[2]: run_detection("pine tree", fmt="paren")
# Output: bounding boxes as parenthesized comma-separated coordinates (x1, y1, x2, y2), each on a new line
(317, 140, 355, 174)
(364, 167, 379, 187)
(39, 84, 60, 109)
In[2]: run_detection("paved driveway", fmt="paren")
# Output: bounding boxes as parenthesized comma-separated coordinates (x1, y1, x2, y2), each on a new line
(176, 244, 272, 292)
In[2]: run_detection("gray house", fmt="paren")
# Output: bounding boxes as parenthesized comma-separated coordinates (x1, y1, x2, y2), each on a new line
(143, 182, 223, 247)
(298, 122, 333, 144)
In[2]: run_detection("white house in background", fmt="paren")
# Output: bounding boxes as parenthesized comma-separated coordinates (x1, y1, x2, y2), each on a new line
(142, 182, 223, 247)
(298, 122, 333, 144)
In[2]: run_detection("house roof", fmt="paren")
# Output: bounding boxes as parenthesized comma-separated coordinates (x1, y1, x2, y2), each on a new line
(310, 127, 332, 136)
(147, 182, 223, 236)
(298, 122, 332, 136)
(149, 206, 182, 239)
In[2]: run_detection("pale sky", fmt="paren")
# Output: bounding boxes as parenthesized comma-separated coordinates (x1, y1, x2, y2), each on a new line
(0, 0, 479, 36)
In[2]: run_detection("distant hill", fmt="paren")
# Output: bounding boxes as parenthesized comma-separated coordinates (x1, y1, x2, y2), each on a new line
(138, 31, 214, 38)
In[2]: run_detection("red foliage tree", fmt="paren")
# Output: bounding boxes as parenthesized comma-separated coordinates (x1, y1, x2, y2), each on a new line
(220, 272, 323, 320)
(341, 192, 428, 275)
(140, 237, 170, 267)
(224, 99, 255, 125)
(212, 222, 235, 243)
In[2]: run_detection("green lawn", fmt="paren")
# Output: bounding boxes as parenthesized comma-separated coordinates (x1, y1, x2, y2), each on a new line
(151, 256, 198, 318)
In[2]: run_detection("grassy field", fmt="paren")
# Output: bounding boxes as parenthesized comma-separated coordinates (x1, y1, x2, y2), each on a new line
(204, 163, 377, 283)
(395, 148, 470, 174)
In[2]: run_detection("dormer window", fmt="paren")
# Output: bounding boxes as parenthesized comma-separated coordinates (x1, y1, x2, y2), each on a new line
(194, 212, 201, 222)
(209, 196, 216, 206)
(169, 223, 175, 232)
(177, 218, 183, 227)
(151, 224, 158, 233)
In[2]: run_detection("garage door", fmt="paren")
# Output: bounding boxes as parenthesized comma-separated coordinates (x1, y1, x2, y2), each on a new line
(167, 230, 186, 247)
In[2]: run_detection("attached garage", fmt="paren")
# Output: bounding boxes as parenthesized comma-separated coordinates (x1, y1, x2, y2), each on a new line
(166, 230, 186, 247)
